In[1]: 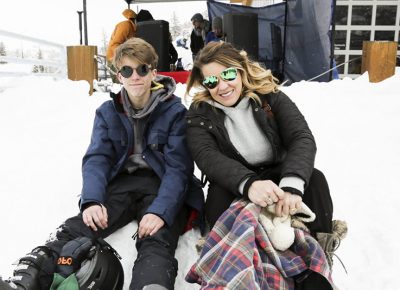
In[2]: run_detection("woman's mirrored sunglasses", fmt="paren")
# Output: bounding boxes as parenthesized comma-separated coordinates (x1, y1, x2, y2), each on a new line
(119, 64, 151, 78)
(202, 67, 238, 89)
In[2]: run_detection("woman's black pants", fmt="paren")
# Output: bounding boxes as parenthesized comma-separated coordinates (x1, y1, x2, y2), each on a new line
(205, 168, 333, 235)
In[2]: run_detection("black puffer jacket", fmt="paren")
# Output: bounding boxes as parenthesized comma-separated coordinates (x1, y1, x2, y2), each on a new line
(186, 91, 316, 195)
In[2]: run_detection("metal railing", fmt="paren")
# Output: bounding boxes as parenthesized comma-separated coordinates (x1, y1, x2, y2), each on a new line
(306, 56, 362, 82)
(0, 29, 67, 77)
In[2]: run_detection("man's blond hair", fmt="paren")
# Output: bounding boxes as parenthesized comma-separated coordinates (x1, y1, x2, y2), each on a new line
(113, 38, 158, 70)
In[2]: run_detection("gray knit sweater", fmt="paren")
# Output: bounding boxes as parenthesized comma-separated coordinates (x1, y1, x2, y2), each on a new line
(209, 97, 273, 165)
(208, 97, 305, 194)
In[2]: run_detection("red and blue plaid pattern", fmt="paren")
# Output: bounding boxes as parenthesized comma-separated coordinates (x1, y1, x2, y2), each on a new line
(185, 200, 333, 289)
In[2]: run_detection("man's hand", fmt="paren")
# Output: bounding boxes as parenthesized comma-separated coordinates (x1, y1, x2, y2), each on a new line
(248, 180, 284, 207)
(138, 213, 165, 239)
(82, 204, 108, 231)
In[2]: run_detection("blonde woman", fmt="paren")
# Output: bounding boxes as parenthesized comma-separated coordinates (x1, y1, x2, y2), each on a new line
(185, 42, 337, 289)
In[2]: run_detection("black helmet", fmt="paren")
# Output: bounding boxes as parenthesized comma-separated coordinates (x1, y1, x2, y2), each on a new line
(76, 239, 124, 290)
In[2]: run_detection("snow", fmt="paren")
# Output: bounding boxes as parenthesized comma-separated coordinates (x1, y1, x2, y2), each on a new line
(1, 68, 400, 290)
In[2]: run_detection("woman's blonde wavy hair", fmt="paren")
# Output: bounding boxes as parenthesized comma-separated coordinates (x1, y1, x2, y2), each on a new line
(185, 41, 279, 105)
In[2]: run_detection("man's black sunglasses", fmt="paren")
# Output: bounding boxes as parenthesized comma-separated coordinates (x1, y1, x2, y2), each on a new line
(119, 64, 152, 78)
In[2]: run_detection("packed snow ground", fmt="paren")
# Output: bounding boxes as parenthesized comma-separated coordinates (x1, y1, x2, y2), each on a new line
(0, 68, 399, 290)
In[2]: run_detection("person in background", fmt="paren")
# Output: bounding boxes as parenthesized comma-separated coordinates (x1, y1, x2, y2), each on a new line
(136, 9, 178, 71)
(176, 37, 188, 49)
(205, 16, 224, 44)
(0, 38, 204, 290)
(136, 9, 153, 22)
(190, 13, 209, 60)
(106, 8, 137, 62)
(168, 32, 178, 69)
(184, 41, 346, 289)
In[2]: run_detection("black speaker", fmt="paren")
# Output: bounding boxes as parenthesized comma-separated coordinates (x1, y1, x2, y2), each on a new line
(268, 22, 284, 82)
(270, 23, 283, 61)
(223, 13, 258, 60)
(136, 20, 170, 71)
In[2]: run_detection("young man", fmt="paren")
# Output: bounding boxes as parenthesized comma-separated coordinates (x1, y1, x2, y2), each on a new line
(0, 38, 204, 290)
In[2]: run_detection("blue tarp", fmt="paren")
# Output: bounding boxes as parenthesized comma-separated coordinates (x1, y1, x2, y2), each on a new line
(207, 0, 333, 83)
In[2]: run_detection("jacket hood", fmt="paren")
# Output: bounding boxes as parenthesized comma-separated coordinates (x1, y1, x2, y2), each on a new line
(152, 74, 176, 102)
(110, 74, 177, 116)
(122, 8, 136, 19)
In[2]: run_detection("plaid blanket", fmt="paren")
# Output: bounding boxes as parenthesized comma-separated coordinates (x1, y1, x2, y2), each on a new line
(185, 200, 333, 290)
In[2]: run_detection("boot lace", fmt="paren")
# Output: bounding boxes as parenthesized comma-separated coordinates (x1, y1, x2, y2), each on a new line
(326, 233, 348, 274)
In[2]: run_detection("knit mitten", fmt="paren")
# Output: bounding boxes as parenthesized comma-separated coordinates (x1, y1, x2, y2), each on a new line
(259, 204, 294, 251)
(291, 202, 316, 232)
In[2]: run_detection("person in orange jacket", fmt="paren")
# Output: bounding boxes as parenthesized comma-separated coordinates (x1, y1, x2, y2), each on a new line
(106, 8, 137, 62)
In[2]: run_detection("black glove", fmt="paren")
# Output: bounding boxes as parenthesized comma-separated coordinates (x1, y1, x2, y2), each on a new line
(56, 236, 94, 278)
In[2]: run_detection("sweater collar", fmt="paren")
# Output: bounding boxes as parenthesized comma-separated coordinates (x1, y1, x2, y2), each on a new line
(206, 97, 250, 114)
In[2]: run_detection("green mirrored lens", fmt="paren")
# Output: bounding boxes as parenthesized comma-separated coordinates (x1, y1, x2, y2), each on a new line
(203, 76, 218, 89)
(221, 68, 237, 81)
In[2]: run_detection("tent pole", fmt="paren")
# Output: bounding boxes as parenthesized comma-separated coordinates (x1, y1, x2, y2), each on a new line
(83, 0, 88, 45)
(77, 11, 83, 45)
(281, 0, 288, 81)
(329, 0, 337, 81)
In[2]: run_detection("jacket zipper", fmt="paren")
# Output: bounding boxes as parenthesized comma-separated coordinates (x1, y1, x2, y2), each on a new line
(188, 113, 250, 167)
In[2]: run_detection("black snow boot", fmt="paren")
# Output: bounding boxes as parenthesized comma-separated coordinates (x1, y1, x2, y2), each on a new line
(0, 277, 18, 290)
(0, 246, 53, 290)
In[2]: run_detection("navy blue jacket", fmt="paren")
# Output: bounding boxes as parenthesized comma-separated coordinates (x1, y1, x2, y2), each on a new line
(80, 87, 204, 227)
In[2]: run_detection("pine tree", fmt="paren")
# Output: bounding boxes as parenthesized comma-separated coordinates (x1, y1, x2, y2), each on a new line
(100, 29, 110, 79)
(0, 41, 7, 64)
(101, 29, 108, 56)
(32, 48, 45, 73)
(0, 42, 6, 56)
(169, 12, 182, 40)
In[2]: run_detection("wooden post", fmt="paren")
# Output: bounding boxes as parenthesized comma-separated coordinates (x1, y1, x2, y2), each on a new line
(242, 0, 253, 6)
(229, 0, 252, 4)
(67, 45, 98, 95)
(361, 41, 397, 83)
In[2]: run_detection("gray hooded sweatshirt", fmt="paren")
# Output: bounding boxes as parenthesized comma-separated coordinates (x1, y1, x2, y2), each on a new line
(121, 75, 176, 174)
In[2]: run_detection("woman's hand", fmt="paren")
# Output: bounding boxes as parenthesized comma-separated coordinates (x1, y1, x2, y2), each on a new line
(248, 180, 284, 207)
(82, 204, 108, 231)
(275, 192, 302, 217)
